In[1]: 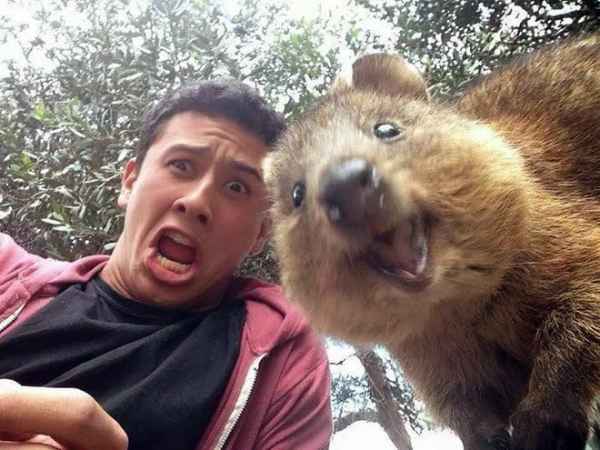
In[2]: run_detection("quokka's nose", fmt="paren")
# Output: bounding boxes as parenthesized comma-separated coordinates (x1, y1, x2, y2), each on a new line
(319, 159, 380, 227)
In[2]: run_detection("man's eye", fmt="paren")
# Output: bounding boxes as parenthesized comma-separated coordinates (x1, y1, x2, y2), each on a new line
(169, 160, 192, 173)
(226, 181, 248, 194)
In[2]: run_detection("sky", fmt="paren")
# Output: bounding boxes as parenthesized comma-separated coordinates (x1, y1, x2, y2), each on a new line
(222, 0, 345, 18)
(332, 421, 463, 450)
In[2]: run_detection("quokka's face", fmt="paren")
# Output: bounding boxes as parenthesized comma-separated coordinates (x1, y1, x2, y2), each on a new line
(264, 61, 530, 343)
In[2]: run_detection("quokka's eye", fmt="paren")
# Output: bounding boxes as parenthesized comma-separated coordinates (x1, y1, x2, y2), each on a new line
(374, 122, 404, 141)
(291, 182, 306, 208)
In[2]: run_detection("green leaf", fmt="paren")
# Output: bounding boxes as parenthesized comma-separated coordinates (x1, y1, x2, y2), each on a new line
(32, 102, 47, 121)
(53, 225, 73, 233)
(0, 207, 12, 220)
(41, 218, 62, 226)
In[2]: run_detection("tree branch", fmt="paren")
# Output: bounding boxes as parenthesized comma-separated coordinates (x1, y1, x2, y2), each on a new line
(357, 349, 413, 450)
(334, 409, 379, 432)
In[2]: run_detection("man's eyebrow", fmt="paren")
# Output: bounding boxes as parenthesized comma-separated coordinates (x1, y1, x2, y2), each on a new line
(230, 160, 263, 183)
(166, 143, 211, 154)
(166, 144, 263, 182)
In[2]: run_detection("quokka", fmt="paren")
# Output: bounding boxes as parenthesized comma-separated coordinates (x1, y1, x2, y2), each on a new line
(265, 34, 600, 450)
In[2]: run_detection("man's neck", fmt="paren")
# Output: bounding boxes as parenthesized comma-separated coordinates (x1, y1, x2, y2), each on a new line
(98, 262, 234, 312)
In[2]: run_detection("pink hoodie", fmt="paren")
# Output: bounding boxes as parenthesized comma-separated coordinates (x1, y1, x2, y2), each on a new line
(0, 233, 332, 449)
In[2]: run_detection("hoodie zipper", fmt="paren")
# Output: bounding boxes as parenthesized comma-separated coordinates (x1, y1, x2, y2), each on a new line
(0, 302, 25, 334)
(213, 352, 267, 450)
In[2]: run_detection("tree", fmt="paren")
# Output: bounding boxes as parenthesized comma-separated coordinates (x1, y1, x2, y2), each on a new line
(357, 0, 600, 96)
(0, 0, 344, 263)
(357, 349, 413, 450)
(330, 344, 426, 448)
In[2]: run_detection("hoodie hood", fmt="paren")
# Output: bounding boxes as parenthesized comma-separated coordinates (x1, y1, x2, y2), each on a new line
(228, 277, 309, 356)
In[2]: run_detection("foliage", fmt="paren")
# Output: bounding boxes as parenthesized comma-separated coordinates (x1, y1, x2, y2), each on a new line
(0, 0, 349, 261)
(357, 0, 600, 96)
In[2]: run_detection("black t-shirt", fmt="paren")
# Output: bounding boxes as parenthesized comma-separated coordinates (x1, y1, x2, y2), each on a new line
(0, 276, 246, 450)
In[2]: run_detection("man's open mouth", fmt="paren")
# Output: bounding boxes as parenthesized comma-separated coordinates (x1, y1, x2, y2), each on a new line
(155, 229, 197, 274)
(363, 213, 431, 291)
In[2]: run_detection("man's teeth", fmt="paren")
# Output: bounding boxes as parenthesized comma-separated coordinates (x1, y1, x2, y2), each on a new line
(157, 254, 191, 273)
(164, 230, 194, 246)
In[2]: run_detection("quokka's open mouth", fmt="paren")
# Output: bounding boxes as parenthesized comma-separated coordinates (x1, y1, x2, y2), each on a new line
(363, 213, 432, 291)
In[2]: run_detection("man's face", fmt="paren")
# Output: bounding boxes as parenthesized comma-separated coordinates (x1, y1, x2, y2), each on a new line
(102, 112, 270, 309)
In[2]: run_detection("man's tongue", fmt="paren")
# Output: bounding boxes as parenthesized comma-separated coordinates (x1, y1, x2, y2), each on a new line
(158, 235, 196, 265)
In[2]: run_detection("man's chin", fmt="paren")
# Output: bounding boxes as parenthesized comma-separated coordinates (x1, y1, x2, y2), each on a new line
(141, 251, 233, 310)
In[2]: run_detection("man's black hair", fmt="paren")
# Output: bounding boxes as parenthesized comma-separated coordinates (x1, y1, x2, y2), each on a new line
(137, 80, 286, 165)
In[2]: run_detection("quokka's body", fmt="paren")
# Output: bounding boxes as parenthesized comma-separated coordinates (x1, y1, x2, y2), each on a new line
(265, 34, 600, 450)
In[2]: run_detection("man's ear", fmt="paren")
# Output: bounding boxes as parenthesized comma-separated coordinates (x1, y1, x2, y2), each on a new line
(249, 215, 272, 257)
(117, 159, 138, 209)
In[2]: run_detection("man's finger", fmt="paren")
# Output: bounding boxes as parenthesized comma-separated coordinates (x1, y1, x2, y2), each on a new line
(0, 444, 61, 450)
(0, 382, 127, 450)
(0, 431, 37, 441)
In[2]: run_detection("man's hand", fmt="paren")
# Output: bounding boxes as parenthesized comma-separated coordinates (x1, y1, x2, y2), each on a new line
(0, 379, 128, 450)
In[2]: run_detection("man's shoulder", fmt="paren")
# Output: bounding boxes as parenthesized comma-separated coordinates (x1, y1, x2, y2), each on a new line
(0, 232, 108, 293)
(0, 232, 44, 268)
(0, 233, 55, 287)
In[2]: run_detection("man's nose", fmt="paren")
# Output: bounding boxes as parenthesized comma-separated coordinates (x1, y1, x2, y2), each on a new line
(172, 181, 214, 225)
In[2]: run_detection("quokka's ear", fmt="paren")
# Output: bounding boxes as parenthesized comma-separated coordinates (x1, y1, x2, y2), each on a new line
(333, 53, 429, 101)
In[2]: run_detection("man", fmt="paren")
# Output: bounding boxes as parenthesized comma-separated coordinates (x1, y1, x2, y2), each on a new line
(0, 81, 332, 449)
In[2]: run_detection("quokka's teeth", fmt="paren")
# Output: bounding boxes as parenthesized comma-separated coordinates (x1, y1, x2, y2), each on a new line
(157, 254, 191, 273)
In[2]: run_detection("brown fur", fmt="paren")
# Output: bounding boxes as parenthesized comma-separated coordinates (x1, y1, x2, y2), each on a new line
(265, 34, 600, 450)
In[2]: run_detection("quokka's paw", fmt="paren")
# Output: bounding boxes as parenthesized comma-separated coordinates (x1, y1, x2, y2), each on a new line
(510, 406, 588, 450)
(484, 429, 510, 450)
